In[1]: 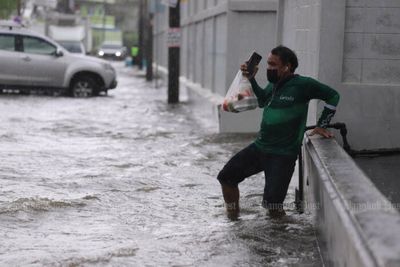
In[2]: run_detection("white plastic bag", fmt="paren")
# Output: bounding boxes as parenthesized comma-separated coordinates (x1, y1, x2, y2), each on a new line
(221, 70, 258, 113)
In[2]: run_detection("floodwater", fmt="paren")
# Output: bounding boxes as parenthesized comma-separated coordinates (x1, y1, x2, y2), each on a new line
(0, 63, 321, 266)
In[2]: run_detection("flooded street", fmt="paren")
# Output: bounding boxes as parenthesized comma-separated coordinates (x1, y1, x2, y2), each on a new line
(0, 63, 321, 266)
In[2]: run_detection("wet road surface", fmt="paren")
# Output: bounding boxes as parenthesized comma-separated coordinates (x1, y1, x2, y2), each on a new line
(0, 63, 322, 266)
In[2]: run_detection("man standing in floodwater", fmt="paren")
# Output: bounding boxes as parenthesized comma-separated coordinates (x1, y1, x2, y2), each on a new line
(217, 45, 340, 219)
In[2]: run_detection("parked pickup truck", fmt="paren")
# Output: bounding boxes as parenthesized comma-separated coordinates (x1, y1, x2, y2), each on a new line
(0, 21, 117, 97)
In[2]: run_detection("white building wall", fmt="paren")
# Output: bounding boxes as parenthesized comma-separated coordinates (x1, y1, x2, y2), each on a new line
(225, 9, 275, 94)
(187, 23, 195, 81)
(180, 25, 188, 77)
(282, 0, 320, 77)
(279, 0, 400, 150)
(340, 0, 400, 150)
(214, 14, 227, 96)
(203, 17, 215, 91)
(154, 2, 168, 70)
(278, 0, 322, 126)
(154, 0, 278, 133)
(194, 22, 204, 84)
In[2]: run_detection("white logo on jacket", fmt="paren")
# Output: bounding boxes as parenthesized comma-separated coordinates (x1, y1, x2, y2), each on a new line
(279, 95, 294, 101)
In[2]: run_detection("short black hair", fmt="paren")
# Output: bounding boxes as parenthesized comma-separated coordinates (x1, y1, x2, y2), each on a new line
(271, 45, 298, 73)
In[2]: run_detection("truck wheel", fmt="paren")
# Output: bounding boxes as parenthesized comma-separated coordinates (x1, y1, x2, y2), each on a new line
(71, 76, 96, 97)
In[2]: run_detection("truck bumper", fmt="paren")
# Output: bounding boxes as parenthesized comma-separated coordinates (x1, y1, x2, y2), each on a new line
(109, 79, 117, 89)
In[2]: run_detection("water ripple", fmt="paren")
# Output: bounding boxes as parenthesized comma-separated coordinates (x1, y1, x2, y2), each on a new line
(0, 63, 321, 266)
(0, 196, 97, 214)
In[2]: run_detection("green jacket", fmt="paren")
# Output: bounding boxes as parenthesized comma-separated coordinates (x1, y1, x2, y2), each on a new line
(250, 75, 340, 156)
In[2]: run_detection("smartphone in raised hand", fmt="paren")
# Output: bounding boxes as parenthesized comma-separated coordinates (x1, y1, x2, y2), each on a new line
(246, 52, 262, 76)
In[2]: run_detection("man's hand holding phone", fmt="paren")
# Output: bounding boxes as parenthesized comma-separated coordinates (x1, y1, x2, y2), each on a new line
(240, 52, 262, 80)
(240, 63, 258, 80)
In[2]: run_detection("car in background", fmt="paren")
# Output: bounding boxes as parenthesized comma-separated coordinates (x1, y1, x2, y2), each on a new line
(97, 42, 127, 60)
(57, 40, 86, 55)
(0, 21, 117, 97)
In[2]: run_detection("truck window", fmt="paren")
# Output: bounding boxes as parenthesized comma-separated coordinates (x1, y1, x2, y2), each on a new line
(58, 41, 83, 53)
(0, 34, 15, 51)
(23, 36, 56, 55)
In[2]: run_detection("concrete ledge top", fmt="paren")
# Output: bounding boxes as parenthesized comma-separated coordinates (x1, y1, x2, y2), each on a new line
(306, 136, 400, 266)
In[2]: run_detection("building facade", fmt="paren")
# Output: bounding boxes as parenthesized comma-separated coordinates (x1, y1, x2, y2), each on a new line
(153, 0, 278, 132)
(154, 0, 400, 150)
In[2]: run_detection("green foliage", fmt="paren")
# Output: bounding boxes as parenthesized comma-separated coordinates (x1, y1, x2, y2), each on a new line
(0, 0, 17, 19)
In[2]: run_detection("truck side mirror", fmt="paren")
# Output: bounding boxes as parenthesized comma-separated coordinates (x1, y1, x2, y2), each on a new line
(55, 48, 64, 57)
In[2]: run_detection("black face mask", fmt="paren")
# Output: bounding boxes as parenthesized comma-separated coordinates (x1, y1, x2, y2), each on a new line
(267, 69, 279, 83)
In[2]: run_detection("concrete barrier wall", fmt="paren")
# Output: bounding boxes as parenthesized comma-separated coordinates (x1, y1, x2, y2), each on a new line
(303, 136, 400, 266)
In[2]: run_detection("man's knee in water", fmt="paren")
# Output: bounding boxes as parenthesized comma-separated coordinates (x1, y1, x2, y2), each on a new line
(217, 168, 237, 187)
(217, 171, 228, 187)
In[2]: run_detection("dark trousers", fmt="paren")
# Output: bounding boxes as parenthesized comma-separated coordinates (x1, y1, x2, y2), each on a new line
(217, 143, 297, 209)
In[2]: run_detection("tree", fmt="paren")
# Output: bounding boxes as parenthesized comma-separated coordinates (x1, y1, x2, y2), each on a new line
(0, 0, 17, 19)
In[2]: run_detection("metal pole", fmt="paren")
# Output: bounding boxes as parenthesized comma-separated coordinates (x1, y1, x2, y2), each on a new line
(146, 13, 154, 81)
(17, 0, 21, 16)
(137, 0, 144, 70)
(154, 3, 158, 89)
(168, 1, 180, 104)
(298, 147, 304, 213)
(102, 0, 106, 43)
